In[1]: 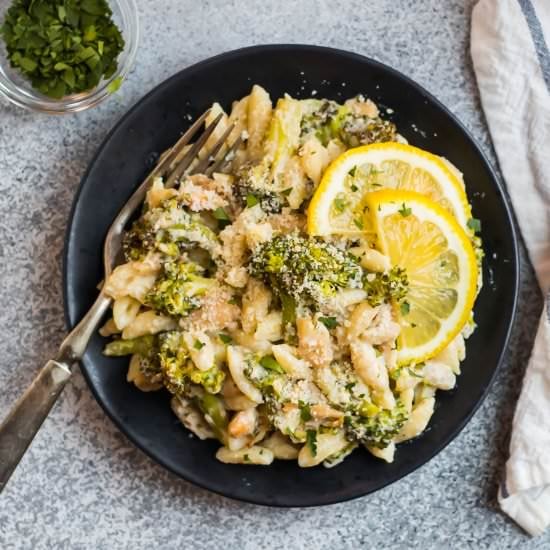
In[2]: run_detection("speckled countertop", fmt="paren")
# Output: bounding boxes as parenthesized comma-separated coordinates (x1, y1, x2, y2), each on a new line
(0, 1, 546, 548)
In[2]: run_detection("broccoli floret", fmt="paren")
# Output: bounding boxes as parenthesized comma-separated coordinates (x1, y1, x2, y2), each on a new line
(245, 355, 285, 391)
(158, 331, 225, 395)
(337, 112, 397, 148)
(314, 361, 408, 450)
(123, 198, 220, 261)
(145, 260, 217, 317)
(248, 232, 363, 309)
(123, 219, 157, 261)
(345, 400, 408, 449)
(234, 162, 283, 214)
(299, 98, 397, 147)
(300, 99, 340, 145)
(363, 267, 409, 306)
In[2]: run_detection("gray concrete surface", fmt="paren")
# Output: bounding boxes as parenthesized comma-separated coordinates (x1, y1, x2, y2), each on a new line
(0, 0, 546, 548)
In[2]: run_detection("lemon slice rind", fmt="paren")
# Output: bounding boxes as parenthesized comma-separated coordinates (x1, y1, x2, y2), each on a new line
(308, 142, 471, 236)
(364, 189, 477, 365)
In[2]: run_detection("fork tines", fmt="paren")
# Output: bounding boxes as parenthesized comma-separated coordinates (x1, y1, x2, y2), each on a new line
(158, 110, 239, 189)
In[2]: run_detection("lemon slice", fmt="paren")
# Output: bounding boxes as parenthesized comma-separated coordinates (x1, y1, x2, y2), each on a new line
(364, 190, 477, 365)
(308, 142, 471, 236)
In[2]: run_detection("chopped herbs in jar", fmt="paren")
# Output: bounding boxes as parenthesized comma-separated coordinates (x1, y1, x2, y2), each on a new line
(0, 0, 125, 98)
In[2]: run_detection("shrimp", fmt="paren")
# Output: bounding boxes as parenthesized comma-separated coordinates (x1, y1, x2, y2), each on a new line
(296, 317, 333, 368)
(363, 304, 401, 346)
(350, 340, 395, 409)
(228, 408, 258, 438)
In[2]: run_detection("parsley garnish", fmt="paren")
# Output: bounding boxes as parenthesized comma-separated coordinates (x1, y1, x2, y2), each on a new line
(246, 193, 259, 208)
(400, 301, 410, 316)
(333, 197, 347, 213)
(107, 76, 123, 94)
(318, 316, 338, 329)
(306, 430, 318, 456)
(348, 166, 357, 177)
(218, 333, 232, 345)
(0, 0, 125, 99)
(353, 218, 364, 230)
(213, 207, 230, 220)
(299, 401, 312, 422)
(213, 207, 231, 228)
(259, 355, 284, 373)
(351, 184, 359, 192)
(467, 217, 481, 233)
(193, 339, 205, 350)
(398, 203, 412, 217)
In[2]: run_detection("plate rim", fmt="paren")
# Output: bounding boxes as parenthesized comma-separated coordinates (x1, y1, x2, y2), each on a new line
(62, 43, 520, 507)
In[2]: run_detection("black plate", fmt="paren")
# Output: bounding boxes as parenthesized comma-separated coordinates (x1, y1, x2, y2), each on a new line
(64, 45, 519, 506)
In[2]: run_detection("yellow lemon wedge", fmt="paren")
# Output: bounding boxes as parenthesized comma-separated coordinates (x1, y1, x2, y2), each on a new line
(364, 190, 477, 365)
(307, 142, 471, 237)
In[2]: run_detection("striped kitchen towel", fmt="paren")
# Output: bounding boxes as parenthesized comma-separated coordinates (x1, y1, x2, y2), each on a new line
(471, 0, 550, 537)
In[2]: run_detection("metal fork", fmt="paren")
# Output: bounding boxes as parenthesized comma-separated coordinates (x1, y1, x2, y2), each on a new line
(0, 110, 241, 493)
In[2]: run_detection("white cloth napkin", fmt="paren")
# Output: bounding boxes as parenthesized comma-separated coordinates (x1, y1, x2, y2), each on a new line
(471, 0, 550, 537)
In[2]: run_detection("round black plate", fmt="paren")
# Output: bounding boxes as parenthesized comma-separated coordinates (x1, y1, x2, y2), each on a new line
(64, 45, 519, 506)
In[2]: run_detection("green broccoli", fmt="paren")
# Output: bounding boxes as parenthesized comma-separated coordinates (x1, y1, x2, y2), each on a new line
(123, 197, 220, 261)
(300, 99, 341, 145)
(123, 218, 157, 261)
(158, 331, 225, 395)
(233, 162, 283, 214)
(248, 232, 363, 309)
(345, 399, 408, 449)
(145, 260, 217, 318)
(337, 112, 397, 148)
(314, 361, 408, 449)
(363, 266, 409, 306)
(299, 98, 397, 147)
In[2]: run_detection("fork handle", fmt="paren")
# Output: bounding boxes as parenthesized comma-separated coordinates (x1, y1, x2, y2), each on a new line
(0, 290, 112, 493)
(0, 359, 72, 492)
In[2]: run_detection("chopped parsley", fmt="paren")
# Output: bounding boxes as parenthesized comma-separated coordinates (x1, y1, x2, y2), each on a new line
(246, 193, 259, 208)
(400, 301, 410, 316)
(0, 0, 125, 99)
(299, 401, 312, 422)
(333, 197, 347, 213)
(318, 316, 338, 329)
(218, 333, 233, 345)
(306, 429, 318, 456)
(467, 217, 481, 233)
(345, 382, 356, 392)
(193, 339, 205, 350)
(259, 355, 284, 374)
(398, 203, 412, 217)
(353, 218, 364, 230)
(213, 207, 231, 228)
